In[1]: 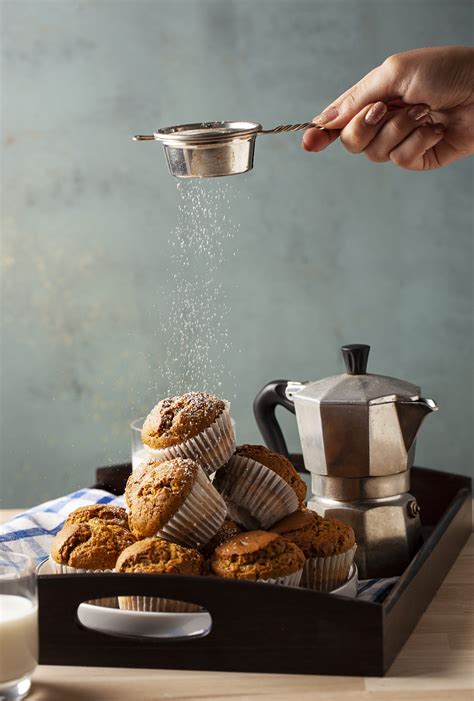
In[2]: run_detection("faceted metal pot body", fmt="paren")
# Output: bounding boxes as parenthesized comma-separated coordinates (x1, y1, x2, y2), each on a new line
(253, 344, 438, 578)
(289, 377, 437, 479)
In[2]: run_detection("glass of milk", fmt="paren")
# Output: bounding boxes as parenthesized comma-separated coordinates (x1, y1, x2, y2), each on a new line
(131, 417, 154, 471)
(0, 552, 38, 700)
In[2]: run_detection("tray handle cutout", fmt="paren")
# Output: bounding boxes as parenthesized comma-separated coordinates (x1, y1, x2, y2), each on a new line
(76, 598, 212, 640)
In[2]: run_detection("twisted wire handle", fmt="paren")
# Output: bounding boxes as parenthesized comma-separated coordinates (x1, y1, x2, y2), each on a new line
(133, 122, 324, 141)
(259, 122, 324, 134)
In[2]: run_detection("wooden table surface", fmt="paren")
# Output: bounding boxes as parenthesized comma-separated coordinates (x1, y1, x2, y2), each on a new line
(2, 509, 473, 701)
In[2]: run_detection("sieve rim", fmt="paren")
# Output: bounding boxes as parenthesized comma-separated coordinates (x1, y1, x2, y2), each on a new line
(153, 121, 262, 145)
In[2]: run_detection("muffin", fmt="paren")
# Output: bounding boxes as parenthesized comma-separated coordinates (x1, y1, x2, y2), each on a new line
(271, 508, 356, 591)
(213, 444, 307, 530)
(65, 504, 129, 529)
(116, 537, 205, 612)
(211, 530, 305, 587)
(125, 457, 226, 549)
(141, 392, 236, 476)
(200, 518, 244, 559)
(50, 519, 136, 574)
(270, 508, 322, 553)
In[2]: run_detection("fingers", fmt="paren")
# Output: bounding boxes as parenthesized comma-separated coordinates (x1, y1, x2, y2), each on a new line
(302, 126, 340, 152)
(339, 103, 431, 160)
(363, 104, 431, 163)
(301, 99, 411, 154)
(339, 102, 389, 153)
(389, 123, 446, 170)
(313, 58, 402, 130)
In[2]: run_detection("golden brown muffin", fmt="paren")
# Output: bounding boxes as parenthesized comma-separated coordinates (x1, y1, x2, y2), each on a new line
(211, 530, 305, 581)
(271, 509, 355, 558)
(141, 392, 226, 449)
(214, 444, 307, 505)
(200, 518, 244, 559)
(116, 537, 204, 575)
(271, 508, 322, 556)
(51, 519, 136, 570)
(125, 457, 199, 538)
(311, 517, 356, 557)
(65, 504, 129, 529)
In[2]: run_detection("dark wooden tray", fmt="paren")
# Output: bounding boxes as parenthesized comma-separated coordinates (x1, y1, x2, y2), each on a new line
(38, 462, 471, 676)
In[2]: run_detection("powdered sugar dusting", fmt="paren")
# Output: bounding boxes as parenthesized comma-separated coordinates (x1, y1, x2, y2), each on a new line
(157, 391, 225, 425)
(159, 180, 239, 397)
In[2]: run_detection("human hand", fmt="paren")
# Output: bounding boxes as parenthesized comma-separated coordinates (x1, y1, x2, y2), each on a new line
(303, 46, 474, 170)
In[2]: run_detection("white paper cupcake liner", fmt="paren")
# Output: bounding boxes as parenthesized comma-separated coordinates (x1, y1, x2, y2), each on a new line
(145, 402, 235, 477)
(49, 556, 114, 576)
(48, 556, 116, 607)
(301, 544, 357, 592)
(157, 465, 227, 549)
(88, 598, 118, 608)
(257, 568, 303, 587)
(118, 596, 202, 613)
(215, 455, 299, 530)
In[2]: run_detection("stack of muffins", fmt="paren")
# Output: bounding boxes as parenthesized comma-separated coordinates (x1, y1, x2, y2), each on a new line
(50, 391, 356, 611)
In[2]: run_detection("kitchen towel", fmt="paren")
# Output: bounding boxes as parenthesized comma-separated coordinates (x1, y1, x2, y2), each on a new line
(0, 488, 125, 564)
(0, 489, 399, 602)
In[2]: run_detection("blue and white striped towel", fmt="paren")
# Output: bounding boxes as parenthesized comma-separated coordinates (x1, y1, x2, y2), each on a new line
(0, 489, 125, 564)
(357, 575, 399, 602)
(0, 489, 398, 602)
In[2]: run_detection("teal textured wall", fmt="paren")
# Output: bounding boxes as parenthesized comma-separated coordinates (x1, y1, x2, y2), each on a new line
(1, 0, 472, 507)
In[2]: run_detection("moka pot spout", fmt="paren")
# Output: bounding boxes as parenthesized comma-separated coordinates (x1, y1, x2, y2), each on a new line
(397, 397, 438, 457)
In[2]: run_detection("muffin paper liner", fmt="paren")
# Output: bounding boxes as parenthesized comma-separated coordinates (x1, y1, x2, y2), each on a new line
(49, 557, 116, 607)
(87, 598, 118, 608)
(118, 596, 202, 613)
(49, 556, 114, 576)
(258, 568, 303, 588)
(301, 544, 357, 592)
(215, 455, 299, 530)
(118, 570, 303, 611)
(145, 402, 235, 476)
(157, 465, 227, 549)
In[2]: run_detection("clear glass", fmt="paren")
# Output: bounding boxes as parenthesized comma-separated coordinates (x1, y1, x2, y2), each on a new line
(0, 552, 38, 700)
(130, 418, 154, 471)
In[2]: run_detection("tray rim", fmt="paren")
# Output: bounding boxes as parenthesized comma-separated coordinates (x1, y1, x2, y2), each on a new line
(383, 482, 470, 612)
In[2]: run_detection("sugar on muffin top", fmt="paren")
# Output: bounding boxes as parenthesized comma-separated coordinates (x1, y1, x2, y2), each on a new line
(125, 457, 199, 538)
(141, 392, 226, 449)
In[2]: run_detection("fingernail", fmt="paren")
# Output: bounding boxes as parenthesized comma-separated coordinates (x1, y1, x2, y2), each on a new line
(432, 122, 446, 135)
(408, 104, 431, 120)
(364, 102, 387, 126)
(317, 106, 339, 125)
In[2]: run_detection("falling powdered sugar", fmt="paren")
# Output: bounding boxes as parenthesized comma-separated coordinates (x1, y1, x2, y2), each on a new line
(158, 179, 239, 397)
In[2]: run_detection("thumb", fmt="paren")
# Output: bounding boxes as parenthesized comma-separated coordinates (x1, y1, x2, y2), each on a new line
(315, 61, 401, 129)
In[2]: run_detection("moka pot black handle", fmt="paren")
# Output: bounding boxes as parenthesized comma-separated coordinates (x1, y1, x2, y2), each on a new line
(253, 380, 296, 457)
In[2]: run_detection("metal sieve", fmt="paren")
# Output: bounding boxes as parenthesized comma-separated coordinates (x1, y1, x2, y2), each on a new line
(133, 120, 323, 178)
